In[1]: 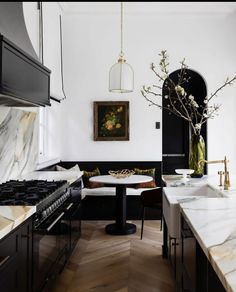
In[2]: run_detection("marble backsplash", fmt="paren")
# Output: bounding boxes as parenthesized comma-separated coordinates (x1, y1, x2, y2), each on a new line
(0, 108, 38, 183)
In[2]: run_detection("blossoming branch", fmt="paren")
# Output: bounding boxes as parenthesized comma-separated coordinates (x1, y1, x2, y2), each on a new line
(141, 50, 236, 136)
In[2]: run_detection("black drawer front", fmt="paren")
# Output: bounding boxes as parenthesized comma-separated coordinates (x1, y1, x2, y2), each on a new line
(0, 229, 19, 259)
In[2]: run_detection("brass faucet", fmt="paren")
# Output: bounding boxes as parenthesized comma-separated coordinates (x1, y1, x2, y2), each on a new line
(198, 156, 230, 190)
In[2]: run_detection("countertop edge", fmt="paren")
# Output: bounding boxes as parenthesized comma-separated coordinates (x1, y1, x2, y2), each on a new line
(0, 206, 36, 241)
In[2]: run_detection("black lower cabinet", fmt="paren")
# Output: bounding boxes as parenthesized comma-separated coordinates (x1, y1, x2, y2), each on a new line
(0, 257, 18, 292)
(0, 202, 82, 292)
(181, 214, 226, 292)
(70, 202, 81, 252)
(35, 200, 82, 292)
(19, 218, 33, 292)
(0, 217, 32, 292)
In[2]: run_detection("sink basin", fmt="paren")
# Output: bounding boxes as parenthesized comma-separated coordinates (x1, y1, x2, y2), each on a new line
(163, 184, 222, 238)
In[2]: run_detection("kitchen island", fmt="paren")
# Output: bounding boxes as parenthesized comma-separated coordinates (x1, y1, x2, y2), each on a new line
(162, 174, 236, 291)
(180, 198, 236, 292)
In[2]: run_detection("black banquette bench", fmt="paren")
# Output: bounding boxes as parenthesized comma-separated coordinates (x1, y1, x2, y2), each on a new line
(42, 161, 163, 220)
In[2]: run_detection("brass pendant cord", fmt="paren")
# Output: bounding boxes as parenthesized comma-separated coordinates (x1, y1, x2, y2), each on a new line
(120, 2, 124, 58)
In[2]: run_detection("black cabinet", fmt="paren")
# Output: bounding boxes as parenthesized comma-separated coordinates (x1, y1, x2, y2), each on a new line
(181, 216, 197, 292)
(181, 214, 226, 292)
(0, 217, 33, 292)
(36, 198, 82, 292)
(18, 219, 33, 292)
(69, 202, 81, 252)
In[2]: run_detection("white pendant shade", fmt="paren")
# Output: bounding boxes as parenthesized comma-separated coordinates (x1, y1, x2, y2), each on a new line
(109, 59, 134, 93)
(109, 2, 134, 93)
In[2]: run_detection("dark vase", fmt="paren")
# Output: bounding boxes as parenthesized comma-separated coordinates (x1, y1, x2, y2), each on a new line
(189, 134, 205, 178)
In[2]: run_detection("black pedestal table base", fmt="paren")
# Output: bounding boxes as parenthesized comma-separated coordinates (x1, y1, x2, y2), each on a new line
(105, 185, 137, 235)
(105, 223, 136, 235)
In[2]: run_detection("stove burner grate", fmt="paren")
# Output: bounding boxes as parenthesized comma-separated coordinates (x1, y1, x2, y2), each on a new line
(0, 180, 68, 206)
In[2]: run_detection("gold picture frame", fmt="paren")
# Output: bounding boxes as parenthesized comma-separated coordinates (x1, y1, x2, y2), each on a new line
(94, 101, 129, 141)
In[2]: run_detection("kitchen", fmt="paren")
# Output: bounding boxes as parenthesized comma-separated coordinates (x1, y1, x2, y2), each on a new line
(0, 2, 236, 292)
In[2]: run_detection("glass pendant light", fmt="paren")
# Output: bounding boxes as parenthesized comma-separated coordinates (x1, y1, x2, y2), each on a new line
(109, 2, 134, 93)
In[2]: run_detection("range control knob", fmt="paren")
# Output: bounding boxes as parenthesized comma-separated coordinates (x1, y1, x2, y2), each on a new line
(42, 210, 47, 218)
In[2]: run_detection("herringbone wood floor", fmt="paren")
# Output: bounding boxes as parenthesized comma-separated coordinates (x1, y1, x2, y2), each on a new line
(47, 220, 175, 292)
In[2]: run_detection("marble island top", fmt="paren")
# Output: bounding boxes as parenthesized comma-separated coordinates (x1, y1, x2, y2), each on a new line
(180, 196, 236, 292)
(163, 174, 236, 198)
(0, 206, 36, 240)
(163, 174, 236, 291)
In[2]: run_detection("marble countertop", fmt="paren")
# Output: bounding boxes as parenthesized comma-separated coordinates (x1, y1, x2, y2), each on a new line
(18, 170, 84, 185)
(180, 197, 236, 292)
(163, 174, 236, 291)
(162, 174, 236, 198)
(0, 206, 36, 240)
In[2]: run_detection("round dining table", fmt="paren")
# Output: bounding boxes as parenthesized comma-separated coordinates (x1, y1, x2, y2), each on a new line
(89, 174, 153, 235)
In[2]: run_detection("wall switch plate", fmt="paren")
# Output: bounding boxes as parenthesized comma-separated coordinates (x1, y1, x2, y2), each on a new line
(155, 122, 160, 129)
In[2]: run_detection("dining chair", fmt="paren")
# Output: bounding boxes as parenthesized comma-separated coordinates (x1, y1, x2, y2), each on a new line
(140, 187, 163, 240)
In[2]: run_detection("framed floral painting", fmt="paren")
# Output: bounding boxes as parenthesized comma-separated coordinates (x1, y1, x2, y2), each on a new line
(94, 101, 129, 141)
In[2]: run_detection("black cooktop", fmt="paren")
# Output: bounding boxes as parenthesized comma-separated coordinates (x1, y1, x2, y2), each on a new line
(0, 180, 67, 206)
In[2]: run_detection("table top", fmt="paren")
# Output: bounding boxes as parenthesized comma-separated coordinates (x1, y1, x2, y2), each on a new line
(89, 175, 153, 185)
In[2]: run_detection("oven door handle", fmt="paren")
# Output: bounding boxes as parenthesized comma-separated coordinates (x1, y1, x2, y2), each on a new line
(66, 203, 74, 211)
(46, 212, 65, 232)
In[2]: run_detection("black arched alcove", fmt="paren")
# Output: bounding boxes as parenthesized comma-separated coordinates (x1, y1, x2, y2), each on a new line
(162, 69, 207, 174)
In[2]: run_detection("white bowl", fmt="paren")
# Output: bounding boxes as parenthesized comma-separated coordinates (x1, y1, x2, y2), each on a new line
(175, 169, 194, 183)
(175, 169, 194, 175)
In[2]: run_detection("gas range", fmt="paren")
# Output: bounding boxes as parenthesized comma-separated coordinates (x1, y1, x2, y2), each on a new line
(0, 179, 70, 227)
(0, 179, 82, 292)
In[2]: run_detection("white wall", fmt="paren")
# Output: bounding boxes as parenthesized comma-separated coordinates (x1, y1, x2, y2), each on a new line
(55, 9, 236, 173)
(23, 2, 64, 163)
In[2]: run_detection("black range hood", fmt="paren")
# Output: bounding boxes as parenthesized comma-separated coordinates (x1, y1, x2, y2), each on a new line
(0, 2, 51, 107)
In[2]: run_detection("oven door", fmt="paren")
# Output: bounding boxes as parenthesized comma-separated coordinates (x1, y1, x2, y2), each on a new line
(33, 207, 70, 292)
(63, 200, 82, 253)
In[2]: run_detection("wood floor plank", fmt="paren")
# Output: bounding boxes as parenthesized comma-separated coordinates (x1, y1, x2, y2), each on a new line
(47, 220, 175, 292)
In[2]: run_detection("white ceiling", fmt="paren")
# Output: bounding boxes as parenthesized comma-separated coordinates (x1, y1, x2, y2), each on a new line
(59, 2, 236, 15)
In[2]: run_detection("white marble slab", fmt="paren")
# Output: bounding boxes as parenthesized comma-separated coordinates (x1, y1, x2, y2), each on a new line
(0, 206, 36, 240)
(180, 198, 236, 292)
(18, 170, 84, 185)
(163, 174, 236, 198)
(0, 108, 38, 183)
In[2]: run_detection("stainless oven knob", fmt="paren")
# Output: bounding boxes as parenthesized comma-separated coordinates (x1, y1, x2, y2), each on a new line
(42, 210, 47, 218)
